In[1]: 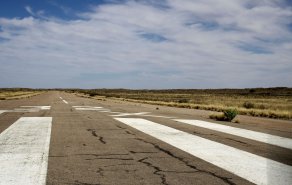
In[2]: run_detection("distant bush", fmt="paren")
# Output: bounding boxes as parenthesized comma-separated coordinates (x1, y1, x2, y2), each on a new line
(88, 92, 98, 97)
(249, 89, 256, 93)
(178, 99, 189, 103)
(243, 101, 255, 109)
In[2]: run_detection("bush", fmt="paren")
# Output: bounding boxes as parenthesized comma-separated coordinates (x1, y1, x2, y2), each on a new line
(178, 98, 189, 103)
(243, 101, 254, 109)
(89, 92, 97, 97)
(210, 108, 238, 122)
(223, 109, 238, 121)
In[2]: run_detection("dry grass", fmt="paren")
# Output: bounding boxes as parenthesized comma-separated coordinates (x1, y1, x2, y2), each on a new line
(68, 88, 292, 120)
(0, 89, 44, 100)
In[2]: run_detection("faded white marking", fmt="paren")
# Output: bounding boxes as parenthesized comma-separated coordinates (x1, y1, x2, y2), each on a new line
(12, 108, 39, 112)
(62, 100, 68, 104)
(111, 112, 150, 117)
(21, 106, 51, 110)
(0, 110, 7, 115)
(175, 119, 292, 150)
(0, 106, 50, 114)
(0, 117, 52, 185)
(115, 118, 292, 185)
(59, 97, 63, 100)
(99, 110, 112, 113)
(143, 115, 176, 119)
(75, 108, 106, 111)
(73, 106, 103, 108)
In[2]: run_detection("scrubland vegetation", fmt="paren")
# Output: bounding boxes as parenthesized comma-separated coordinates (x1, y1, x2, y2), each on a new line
(0, 88, 44, 100)
(69, 88, 292, 120)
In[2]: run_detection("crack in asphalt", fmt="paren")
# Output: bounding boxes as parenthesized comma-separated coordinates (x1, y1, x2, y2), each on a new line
(115, 124, 126, 129)
(226, 138, 248, 145)
(96, 168, 104, 177)
(130, 150, 158, 154)
(78, 153, 133, 161)
(125, 130, 136, 136)
(49, 155, 67, 158)
(78, 153, 129, 156)
(87, 129, 106, 144)
(79, 154, 134, 161)
(73, 180, 100, 185)
(49, 153, 130, 158)
(102, 163, 135, 168)
(85, 157, 133, 161)
(134, 138, 235, 185)
(193, 131, 217, 137)
(138, 157, 168, 185)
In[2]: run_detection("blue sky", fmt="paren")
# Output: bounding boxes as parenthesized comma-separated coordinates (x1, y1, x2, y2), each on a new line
(0, 0, 292, 88)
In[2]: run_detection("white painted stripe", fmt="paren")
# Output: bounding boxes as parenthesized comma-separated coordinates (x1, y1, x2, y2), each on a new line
(111, 112, 150, 117)
(75, 108, 106, 111)
(73, 106, 103, 108)
(62, 100, 68, 104)
(0, 110, 7, 115)
(0, 117, 52, 185)
(21, 106, 51, 110)
(175, 119, 292, 150)
(11, 108, 39, 112)
(75, 107, 105, 110)
(143, 115, 176, 119)
(115, 118, 292, 185)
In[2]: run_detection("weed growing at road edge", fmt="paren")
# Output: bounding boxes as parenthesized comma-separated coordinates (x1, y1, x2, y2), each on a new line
(210, 109, 238, 122)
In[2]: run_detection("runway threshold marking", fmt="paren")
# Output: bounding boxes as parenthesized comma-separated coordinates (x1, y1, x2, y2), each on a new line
(115, 118, 292, 185)
(175, 119, 292, 150)
(0, 106, 51, 114)
(111, 112, 150, 117)
(72, 105, 175, 118)
(21, 106, 51, 110)
(0, 117, 52, 185)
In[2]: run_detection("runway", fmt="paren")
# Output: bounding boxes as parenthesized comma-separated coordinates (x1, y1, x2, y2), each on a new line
(0, 91, 291, 185)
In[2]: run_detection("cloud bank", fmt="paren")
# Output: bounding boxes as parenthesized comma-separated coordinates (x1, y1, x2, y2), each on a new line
(0, 0, 291, 88)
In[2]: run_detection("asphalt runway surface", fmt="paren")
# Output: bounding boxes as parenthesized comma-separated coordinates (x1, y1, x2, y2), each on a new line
(0, 91, 291, 185)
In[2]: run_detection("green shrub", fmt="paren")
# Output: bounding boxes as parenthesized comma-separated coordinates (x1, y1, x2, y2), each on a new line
(223, 109, 238, 121)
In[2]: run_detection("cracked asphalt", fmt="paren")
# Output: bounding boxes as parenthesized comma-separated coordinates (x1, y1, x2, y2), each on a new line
(0, 91, 291, 185)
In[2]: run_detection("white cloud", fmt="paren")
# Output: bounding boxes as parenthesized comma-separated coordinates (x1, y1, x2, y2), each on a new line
(25, 5, 45, 18)
(0, 0, 291, 88)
